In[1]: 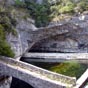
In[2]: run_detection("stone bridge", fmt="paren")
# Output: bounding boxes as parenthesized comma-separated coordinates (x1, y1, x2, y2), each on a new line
(0, 56, 76, 88)
(23, 53, 88, 63)
(27, 22, 83, 52)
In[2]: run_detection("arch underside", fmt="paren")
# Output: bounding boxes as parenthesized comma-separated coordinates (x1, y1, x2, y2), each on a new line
(11, 77, 34, 88)
(29, 34, 88, 53)
(29, 34, 79, 53)
(27, 23, 88, 53)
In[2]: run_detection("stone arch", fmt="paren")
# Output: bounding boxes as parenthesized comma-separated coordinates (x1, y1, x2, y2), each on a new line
(29, 34, 79, 52)
(26, 23, 83, 52)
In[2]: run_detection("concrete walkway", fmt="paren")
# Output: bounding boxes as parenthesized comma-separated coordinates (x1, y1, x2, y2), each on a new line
(23, 53, 88, 63)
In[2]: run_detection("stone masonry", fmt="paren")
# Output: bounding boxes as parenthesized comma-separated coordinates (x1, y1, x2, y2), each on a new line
(0, 56, 76, 88)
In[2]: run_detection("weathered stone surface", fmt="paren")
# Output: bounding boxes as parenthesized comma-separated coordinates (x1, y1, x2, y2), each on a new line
(23, 53, 88, 64)
(28, 23, 84, 52)
(0, 57, 76, 88)
(7, 18, 37, 57)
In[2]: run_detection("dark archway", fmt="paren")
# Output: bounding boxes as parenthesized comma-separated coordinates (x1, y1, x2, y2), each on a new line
(11, 77, 34, 88)
(29, 34, 79, 53)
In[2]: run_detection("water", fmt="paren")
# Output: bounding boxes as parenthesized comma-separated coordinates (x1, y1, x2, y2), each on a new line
(10, 77, 34, 88)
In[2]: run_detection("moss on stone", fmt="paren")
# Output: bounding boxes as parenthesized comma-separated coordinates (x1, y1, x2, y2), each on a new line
(0, 7, 17, 58)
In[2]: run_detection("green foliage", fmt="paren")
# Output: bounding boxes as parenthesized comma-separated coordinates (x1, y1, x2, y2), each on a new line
(59, 5, 74, 14)
(0, 7, 17, 58)
(0, 40, 15, 58)
(11, 29, 18, 36)
(13, 0, 88, 26)
(76, 1, 88, 13)
(50, 0, 75, 15)
(50, 0, 88, 16)
(15, 0, 25, 7)
(50, 61, 87, 78)
(0, 10, 17, 35)
(0, 28, 15, 58)
(25, 1, 52, 27)
(0, 25, 5, 40)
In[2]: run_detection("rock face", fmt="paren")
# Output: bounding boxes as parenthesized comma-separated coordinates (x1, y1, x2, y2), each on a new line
(0, 18, 37, 88)
(7, 18, 37, 57)
(0, 1, 37, 87)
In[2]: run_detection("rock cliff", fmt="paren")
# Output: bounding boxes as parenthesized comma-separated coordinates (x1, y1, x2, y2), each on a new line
(0, 1, 37, 88)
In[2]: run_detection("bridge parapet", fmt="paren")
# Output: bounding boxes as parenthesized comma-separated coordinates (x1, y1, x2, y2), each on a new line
(0, 56, 76, 87)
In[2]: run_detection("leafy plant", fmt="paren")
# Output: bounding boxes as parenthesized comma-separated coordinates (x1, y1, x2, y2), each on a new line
(25, 1, 52, 27)
(0, 28, 15, 58)
(0, 40, 15, 57)
(15, 0, 25, 7)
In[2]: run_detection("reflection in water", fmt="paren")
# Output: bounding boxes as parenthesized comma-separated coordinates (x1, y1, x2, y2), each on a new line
(11, 77, 34, 88)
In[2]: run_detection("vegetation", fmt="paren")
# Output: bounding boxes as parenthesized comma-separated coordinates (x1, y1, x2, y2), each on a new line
(30, 61, 88, 79)
(51, 0, 75, 15)
(0, 40, 15, 57)
(14, 0, 88, 27)
(0, 0, 87, 81)
(49, 61, 87, 79)
(24, 0, 52, 27)
(0, 7, 17, 58)
(15, 0, 25, 7)
(75, 0, 88, 13)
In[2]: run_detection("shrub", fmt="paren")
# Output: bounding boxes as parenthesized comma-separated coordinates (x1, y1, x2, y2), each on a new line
(59, 5, 74, 14)
(0, 7, 17, 58)
(15, 0, 25, 7)
(76, 1, 88, 13)
(0, 40, 15, 58)
(0, 28, 15, 58)
(0, 25, 5, 40)
(25, 1, 52, 27)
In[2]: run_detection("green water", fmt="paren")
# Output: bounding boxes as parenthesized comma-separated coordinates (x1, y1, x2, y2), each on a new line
(31, 61, 88, 79)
